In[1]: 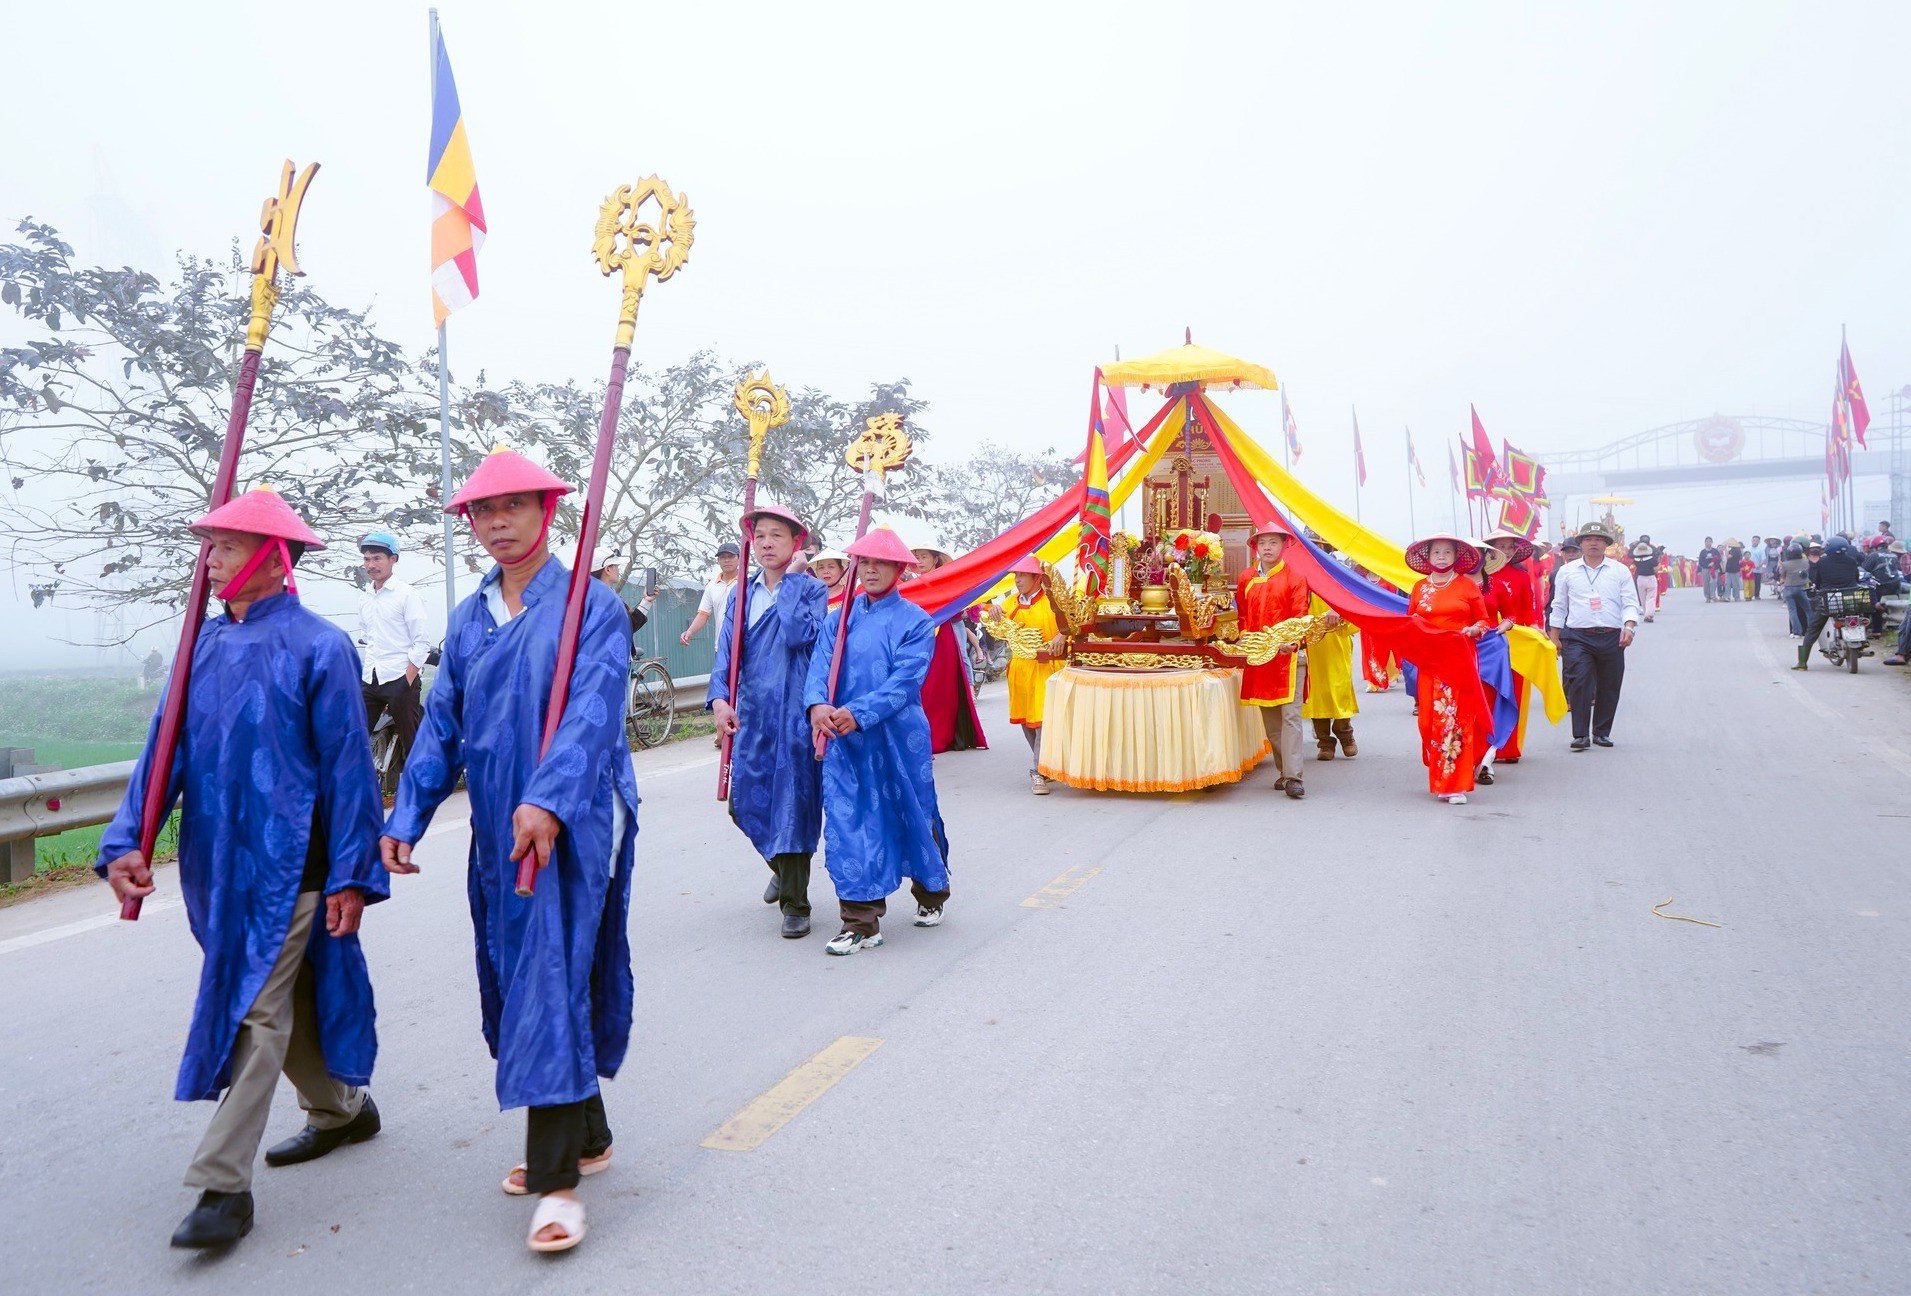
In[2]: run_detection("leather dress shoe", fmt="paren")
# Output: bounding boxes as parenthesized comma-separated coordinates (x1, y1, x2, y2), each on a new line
(1570, 738, 1591, 751)
(265, 1094, 381, 1167)
(171, 1190, 253, 1249)
(763, 876, 781, 905)
(1592, 736, 1614, 748)
(781, 912, 811, 939)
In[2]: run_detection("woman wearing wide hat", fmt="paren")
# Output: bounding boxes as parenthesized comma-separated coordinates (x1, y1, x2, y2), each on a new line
(1404, 532, 1494, 804)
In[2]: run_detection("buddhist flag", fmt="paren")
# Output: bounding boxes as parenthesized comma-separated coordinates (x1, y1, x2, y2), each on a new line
(1406, 427, 1427, 487)
(1283, 391, 1303, 462)
(428, 25, 486, 326)
(1840, 334, 1869, 447)
(1075, 371, 1113, 597)
(1353, 408, 1367, 487)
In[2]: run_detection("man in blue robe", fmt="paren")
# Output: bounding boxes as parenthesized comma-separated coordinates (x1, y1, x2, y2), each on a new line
(708, 502, 828, 938)
(381, 446, 636, 1254)
(804, 525, 952, 955)
(98, 488, 388, 1249)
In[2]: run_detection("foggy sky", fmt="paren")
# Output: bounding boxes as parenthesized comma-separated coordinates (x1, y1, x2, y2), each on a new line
(2, 0, 1905, 666)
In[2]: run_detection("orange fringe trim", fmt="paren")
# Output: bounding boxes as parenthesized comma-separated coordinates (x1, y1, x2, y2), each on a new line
(1037, 739, 1271, 794)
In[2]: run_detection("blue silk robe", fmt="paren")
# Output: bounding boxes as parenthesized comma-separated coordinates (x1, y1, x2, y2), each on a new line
(385, 556, 638, 1110)
(802, 589, 950, 903)
(706, 570, 828, 859)
(96, 593, 387, 1102)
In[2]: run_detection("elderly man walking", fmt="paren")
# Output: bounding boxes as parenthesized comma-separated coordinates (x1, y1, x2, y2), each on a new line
(1548, 521, 1642, 751)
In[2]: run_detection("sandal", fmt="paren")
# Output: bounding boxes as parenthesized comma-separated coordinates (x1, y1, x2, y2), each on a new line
(527, 1194, 586, 1253)
(502, 1147, 613, 1196)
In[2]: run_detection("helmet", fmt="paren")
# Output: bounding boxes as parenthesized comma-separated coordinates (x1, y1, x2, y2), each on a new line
(359, 530, 400, 556)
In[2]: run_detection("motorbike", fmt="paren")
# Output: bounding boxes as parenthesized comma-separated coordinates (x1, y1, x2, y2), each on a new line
(964, 618, 1010, 685)
(1813, 587, 1873, 674)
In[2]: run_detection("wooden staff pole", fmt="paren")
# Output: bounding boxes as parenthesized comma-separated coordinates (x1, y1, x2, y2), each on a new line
(520, 178, 693, 898)
(123, 160, 317, 921)
(814, 416, 913, 760)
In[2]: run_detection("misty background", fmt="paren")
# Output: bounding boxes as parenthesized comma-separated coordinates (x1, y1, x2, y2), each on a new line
(2, 0, 1905, 668)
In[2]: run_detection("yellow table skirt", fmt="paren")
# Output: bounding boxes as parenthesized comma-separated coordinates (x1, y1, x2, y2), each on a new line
(1036, 666, 1271, 793)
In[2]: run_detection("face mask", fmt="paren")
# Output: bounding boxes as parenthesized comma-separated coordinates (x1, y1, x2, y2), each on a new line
(1428, 553, 1456, 573)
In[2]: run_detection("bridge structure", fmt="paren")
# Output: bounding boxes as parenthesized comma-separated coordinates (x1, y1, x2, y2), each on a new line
(1537, 401, 1908, 536)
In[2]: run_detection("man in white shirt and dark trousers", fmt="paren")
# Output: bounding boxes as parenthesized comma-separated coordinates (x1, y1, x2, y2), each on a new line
(356, 531, 433, 780)
(1548, 521, 1641, 752)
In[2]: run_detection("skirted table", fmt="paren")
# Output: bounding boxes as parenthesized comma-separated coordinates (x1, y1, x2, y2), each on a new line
(1035, 666, 1271, 793)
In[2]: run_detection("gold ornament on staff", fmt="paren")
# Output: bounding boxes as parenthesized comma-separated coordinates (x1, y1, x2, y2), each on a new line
(519, 174, 694, 898)
(979, 605, 1050, 659)
(592, 176, 696, 350)
(844, 411, 913, 479)
(245, 160, 318, 349)
(734, 371, 791, 479)
(1210, 615, 1331, 666)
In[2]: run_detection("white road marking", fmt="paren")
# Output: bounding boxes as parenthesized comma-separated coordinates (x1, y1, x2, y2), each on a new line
(0, 896, 184, 956)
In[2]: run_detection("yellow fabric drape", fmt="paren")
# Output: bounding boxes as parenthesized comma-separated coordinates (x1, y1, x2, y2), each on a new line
(1037, 666, 1270, 793)
(1202, 397, 1565, 726)
(1300, 594, 1359, 720)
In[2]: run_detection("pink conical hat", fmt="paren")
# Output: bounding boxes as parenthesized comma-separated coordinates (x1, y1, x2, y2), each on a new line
(190, 487, 325, 549)
(446, 444, 574, 516)
(1009, 555, 1044, 576)
(846, 526, 918, 565)
(742, 501, 808, 539)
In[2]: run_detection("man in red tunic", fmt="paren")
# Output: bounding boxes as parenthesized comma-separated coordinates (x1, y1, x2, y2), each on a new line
(1237, 523, 1314, 800)
(1483, 528, 1543, 764)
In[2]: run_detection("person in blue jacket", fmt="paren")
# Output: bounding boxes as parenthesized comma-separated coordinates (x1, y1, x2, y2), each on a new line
(98, 487, 388, 1250)
(804, 525, 952, 955)
(381, 446, 637, 1254)
(708, 502, 829, 939)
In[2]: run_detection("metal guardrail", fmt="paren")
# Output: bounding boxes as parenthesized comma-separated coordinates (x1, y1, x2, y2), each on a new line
(0, 666, 715, 886)
(0, 757, 136, 884)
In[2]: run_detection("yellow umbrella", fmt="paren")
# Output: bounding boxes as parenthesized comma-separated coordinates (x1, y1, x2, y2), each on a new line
(1100, 338, 1279, 391)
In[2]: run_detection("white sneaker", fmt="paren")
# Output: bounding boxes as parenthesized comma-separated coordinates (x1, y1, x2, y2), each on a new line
(914, 905, 944, 927)
(1444, 793, 1468, 805)
(1030, 773, 1051, 795)
(825, 930, 884, 956)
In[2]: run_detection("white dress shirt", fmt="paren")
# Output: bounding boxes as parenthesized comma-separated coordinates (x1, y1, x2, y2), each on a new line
(1548, 557, 1642, 630)
(357, 577, 432, 683)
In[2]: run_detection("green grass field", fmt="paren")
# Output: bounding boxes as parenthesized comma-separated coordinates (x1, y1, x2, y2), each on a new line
(0, 675, 158, 872)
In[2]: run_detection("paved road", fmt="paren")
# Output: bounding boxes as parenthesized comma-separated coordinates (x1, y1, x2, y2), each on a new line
(3, 591, 1907, 1294)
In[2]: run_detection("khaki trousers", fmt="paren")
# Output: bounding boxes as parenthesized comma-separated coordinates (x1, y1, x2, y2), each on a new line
(184, 891, 364, 1193)
(1256, 658, 1305, 778)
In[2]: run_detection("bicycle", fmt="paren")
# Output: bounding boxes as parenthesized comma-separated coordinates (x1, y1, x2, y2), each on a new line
(626, 654, 677, 748)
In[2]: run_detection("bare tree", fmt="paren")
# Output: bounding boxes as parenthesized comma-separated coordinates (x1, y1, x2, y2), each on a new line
(926, 441, 1075, 553)
(0, 221, 440, 634)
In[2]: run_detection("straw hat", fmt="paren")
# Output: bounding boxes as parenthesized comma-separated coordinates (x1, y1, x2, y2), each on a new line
(1483, 527, 1536, 564)
(1404, 531, 1482, 575)
(846, 526, 917, 565)
(1479, 544, 1509, 576)
(446, 444, 573, 516)
(191, 487, 325, 549)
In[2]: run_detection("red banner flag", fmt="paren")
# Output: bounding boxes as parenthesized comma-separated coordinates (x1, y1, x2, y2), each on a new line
(1466, 406, 1507, 499)
(1500, 439, 1546, 502)
(1496, 493, 1540, 538)
(1840, 335, 1870, 447)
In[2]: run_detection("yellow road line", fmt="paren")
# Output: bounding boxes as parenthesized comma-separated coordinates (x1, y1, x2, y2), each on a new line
(700, 1036, 884, 1152)
(1022, 861, 1105, 909)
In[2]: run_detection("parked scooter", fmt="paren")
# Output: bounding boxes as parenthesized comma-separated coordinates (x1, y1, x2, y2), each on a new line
(1814, 587, 1873, 674)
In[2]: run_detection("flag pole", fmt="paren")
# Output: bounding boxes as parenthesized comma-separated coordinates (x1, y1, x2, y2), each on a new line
(1404, 427, 1417, 539)
(430, 10, 457, 628)
(1351, 405, 1361, 522)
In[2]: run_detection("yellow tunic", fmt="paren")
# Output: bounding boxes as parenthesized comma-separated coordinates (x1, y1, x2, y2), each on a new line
(999, 591, 1064, 727)
(1300, 594, 1359, 721)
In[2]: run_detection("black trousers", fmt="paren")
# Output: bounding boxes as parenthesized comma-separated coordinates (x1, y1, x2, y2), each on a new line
(771, 851, 812, 918)
(363, 675, 423, 774)
(1560, 627, 1625, 741)
(524, 1093, 612, 1194)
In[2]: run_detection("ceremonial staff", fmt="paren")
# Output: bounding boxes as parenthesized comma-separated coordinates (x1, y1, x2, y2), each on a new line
(123, 160, 318, 922)
(716, 372, 791, 801)
(519, 177, 693, 898)
(813, 415, 912, 759)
